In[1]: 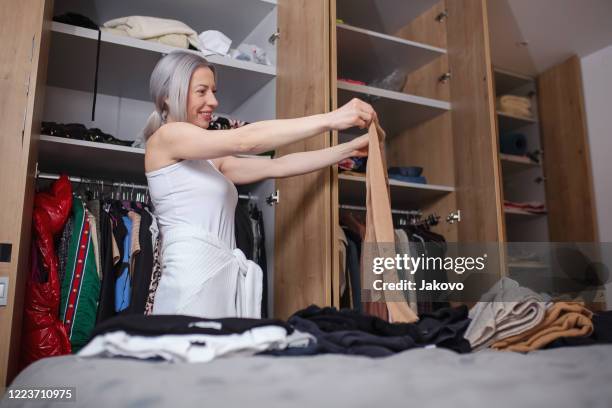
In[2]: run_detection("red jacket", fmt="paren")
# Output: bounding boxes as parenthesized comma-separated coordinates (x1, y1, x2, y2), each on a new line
(21, 175, 73, 367)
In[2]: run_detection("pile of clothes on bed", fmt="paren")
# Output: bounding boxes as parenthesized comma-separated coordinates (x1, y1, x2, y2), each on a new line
(75, 277, 612, 363)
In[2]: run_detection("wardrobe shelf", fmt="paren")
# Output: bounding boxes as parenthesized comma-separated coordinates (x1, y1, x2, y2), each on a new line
(48, 22, 276, 112)
(338, 82, 450, 137)
(494, 68, 535, 96)
(337, 0, 441, 35)
(504, 207, 547, 217)
(38, 135, 146, 183)
(338, 173, 454, 207)
(497, 111, 537, 133)
(337, 23, 446, 84)
(38, 135, 271, 184)
(500, 153, 540, 175)
(66, 0, 277, 46)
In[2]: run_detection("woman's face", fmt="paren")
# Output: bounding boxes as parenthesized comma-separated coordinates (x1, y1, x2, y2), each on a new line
(186, 66, 218, 128)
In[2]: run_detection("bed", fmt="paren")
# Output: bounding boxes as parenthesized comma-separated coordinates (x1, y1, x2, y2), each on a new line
(3, 344, 612, 408)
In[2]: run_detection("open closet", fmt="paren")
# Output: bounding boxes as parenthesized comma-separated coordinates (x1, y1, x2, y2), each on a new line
(0, 0, 603, 391)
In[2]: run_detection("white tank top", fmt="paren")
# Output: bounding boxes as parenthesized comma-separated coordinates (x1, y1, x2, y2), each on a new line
(145, 159, 238, 248)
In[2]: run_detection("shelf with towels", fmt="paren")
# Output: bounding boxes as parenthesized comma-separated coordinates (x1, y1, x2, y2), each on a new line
(48, 22, 276, 112)
(338, 173, 454, 207)
(337, 23, 446, 85)
(64, 0, 277, 47)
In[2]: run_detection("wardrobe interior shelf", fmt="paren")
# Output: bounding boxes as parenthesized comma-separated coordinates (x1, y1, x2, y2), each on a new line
(500, 153, 540, 175)
(337, 0, 440, 35)
(497, 111, 537, 133)
(338, 82, 450, 137)
(38, 135, 272, 184)
(56, 0, 277, 46)
(494, 68, 535, 95)
(48, 22, 276, 111)
(504, 207, 547, 217)
(38, 135, 146, 183)
(337, 23, 445, 84)
(338, 173, 454, 207)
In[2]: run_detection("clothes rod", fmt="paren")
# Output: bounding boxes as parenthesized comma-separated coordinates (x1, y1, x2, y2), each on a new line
(339, 204, 422, 216)
(37, 172, 149, 190)
(38, 171, 257, 201)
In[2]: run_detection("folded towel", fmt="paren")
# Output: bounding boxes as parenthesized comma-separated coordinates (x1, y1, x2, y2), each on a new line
(498, 95, 532, 109)
(465, 278, 548, 350)
(504, 200, 547, 214)
(491, 302, 593, 352)
(103, 16, 200, 50)
(497, 95, 533, 119)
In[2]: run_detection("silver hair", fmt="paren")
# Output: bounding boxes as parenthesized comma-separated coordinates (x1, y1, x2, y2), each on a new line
(141, 50, 216, 141)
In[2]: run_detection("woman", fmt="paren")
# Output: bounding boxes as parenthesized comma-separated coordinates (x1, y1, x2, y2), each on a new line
(144, 51, 376, 319)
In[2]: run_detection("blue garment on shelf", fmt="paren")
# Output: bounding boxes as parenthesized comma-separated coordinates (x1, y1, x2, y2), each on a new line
(499, 133, 527, 155)
(115, 216, 132, 312)
(389, 174, 427, 184)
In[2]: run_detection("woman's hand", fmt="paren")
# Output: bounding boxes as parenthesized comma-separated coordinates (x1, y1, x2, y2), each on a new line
(326, 98, 378, 131)
(345, 134, 369, 158)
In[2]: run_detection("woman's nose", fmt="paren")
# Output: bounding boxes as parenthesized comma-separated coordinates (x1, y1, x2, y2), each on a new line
(208, 92, 219, 109)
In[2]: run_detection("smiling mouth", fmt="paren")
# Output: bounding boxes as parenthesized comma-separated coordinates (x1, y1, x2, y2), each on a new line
(199, 112, 213, 121)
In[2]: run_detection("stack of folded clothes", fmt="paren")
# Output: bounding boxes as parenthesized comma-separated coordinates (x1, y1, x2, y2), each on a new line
(504, 200, 547, 214)
(78, 314, 314, 363)
(465, 278, 549, 351)
(387, 166, 427, 184)
(102, 16, 201, 50)
(465, 278, 601, 353)
(338, 157, 367, 173)
(41, 122, 132, 146)
(491, 301, 594, 352)
(497, 94, 533, 119)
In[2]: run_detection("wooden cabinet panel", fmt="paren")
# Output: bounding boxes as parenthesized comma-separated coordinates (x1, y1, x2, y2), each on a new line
(446, 0, 505, 243)
(537, 56, 598, 242)
(0, 0, 54, 391)
(274, 0, 332, 319)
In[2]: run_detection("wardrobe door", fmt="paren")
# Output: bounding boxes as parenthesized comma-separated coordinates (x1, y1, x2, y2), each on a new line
(0, 0, 54, 391)
(537, 56, 598, 242)
(274, 0, 332, 319)
(446, 0, 505, 244)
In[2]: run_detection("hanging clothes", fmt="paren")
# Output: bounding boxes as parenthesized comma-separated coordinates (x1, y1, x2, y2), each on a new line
(128, 208, 154, 315)
(96, 208, 117, 323)
(21, 176, 73, 368)
(59, 197, 101, 353)
(115, 215, 132, 312)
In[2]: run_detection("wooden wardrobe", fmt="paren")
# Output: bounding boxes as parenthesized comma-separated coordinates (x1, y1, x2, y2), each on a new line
(0, 0, 598, 391)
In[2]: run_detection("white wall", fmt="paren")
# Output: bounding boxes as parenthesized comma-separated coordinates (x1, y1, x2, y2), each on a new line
(581, 44, 612, 308)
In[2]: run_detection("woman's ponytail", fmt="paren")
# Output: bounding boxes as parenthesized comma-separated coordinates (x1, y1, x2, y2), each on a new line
(142, 110, 164, 141)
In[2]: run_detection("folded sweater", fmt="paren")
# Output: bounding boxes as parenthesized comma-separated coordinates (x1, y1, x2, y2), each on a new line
(465, 278, 548, 350)
(491, 302, 593, 352)
(103, 16, 200, 49)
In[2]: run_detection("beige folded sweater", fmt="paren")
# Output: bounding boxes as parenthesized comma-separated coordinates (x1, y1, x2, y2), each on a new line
(103, 16, 200, 50)
(491, 302, 593, 352)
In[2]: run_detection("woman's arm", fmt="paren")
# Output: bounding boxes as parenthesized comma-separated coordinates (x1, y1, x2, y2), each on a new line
(149, 98, 376, 162)
(219, 134, 369, 185)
